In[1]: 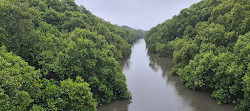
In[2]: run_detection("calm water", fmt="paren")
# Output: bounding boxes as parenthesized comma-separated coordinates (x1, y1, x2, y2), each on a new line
(98, 39, 234, 111)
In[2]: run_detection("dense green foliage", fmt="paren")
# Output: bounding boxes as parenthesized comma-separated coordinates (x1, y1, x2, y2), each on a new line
(0, 0, 144, 110)
(0, 46, 97, 110)
(146, 0, 249, 110)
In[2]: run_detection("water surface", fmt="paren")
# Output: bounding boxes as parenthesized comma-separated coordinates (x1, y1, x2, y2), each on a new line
(98, 39, 234, 111)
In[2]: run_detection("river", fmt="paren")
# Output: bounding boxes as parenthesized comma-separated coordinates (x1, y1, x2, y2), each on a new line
(98, 39, 234, 111)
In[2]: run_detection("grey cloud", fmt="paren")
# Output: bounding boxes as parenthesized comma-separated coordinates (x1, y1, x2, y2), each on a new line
(75, 0, 201, 30)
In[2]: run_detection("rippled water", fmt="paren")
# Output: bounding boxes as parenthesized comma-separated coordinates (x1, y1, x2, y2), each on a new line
(98, 39, 234, 111)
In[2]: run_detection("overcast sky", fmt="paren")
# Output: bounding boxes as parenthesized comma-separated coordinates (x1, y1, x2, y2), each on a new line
(75, 0, 201, 30)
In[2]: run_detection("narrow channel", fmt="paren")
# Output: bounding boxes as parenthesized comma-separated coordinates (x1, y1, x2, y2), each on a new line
(98, 39, 234, 111)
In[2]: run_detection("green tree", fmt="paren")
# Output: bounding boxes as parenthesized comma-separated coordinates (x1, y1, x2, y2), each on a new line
(0, 46, 41, 110)
(146, 0, 250, 110)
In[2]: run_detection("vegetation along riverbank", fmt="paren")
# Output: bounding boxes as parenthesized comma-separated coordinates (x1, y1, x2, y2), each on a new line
(0, 0, 145, 110)
(145, 0, 249, 110)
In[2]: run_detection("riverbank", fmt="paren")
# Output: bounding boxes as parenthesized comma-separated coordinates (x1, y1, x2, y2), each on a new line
(98, 39, 234, 111)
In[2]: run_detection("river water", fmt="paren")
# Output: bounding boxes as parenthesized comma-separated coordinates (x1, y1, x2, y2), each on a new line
(98, 39, 234, 111)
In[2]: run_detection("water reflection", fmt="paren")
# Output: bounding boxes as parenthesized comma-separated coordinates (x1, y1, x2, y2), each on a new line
(98, 39, 233, 111)
(98, 100, 131, 111)
(148, 48, 234, 111)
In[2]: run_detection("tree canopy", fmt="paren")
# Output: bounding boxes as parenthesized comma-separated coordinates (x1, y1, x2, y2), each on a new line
(0, 0, 145, 110)
(146, 0, 249, 110)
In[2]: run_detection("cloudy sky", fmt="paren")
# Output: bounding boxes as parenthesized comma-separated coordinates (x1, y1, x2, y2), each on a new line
(75, 0, 201, 30)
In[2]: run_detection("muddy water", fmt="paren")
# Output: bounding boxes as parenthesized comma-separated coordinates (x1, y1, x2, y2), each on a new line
(98, 39, 234, 111)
